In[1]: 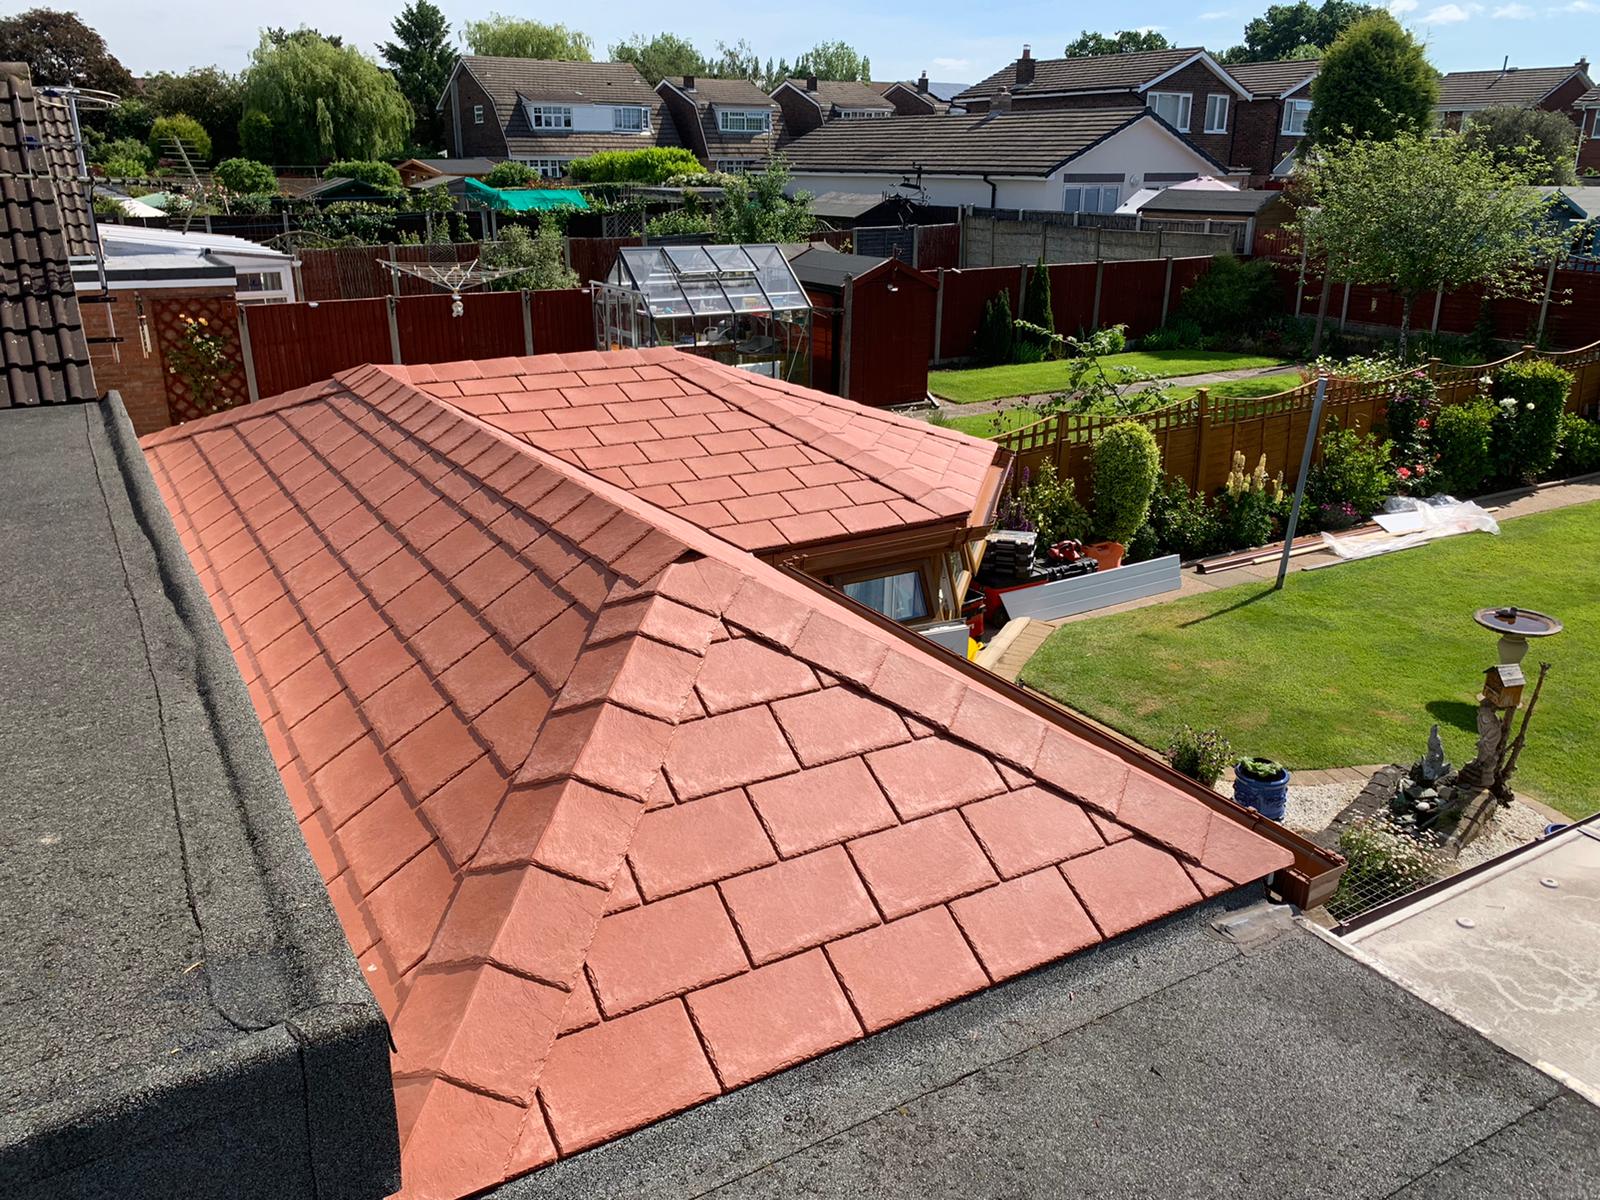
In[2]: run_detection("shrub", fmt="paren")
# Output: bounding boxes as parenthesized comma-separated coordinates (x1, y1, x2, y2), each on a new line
(1166, 725, 1232, 787)
(1491, 359, 1571, 483)
(238, 109, 275, 161)
(645, 207, 714, 237)
(1139, 319, 1202, 352)
(1022, 257, 1054, 332)
(1013, 319, 1065, 361)
(1096, 324, 1127, 354)
(1144, 476, 1221, 560)
(148, 113, 212, 163)
(1091, 421, 1162, 544)
(1328, 818, 1441, 922)
(1012, 461, 1091, 545)
(1306, 420, 1394, 516)
(324, 160, 404, 192)
(1173, 255, 1280, 334)
(482, 224, 578, 291)
(1555, 413, 1600, 476)
(1380, 369, 1439, 468)
(569, 147, 706, 184)
(974, 291, 1015, 366)
(98, 137, 153, 177)
(1428, 400, 1496, 498)
(484, 160, 539, 188)
(1215, 452, 1281, 550)
(213, 157, 277, 194)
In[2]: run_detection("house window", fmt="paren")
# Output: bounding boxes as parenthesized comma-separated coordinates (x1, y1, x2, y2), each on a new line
(232, 268, 291, 304)
(1204, 94, 1229, 134)
(1064, 185, 1119, 214)
(472, 105, 484, 125)
(1282, 99, 1312, 136)
(836, 108, 890, 120)
(1147, 91, 1191, 132)
(530, 105, 573, 130)
(613, 106, 648, 132)
(714, 159, 762, 173)
(717, 108, 771, 134)
(516, 158, 570, 178)
(838, 569, 929, 622)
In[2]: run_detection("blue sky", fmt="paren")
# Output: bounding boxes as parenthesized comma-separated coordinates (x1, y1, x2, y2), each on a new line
(76, 2, 1599, 81)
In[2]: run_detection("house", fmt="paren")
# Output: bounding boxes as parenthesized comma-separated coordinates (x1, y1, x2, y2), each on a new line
(1435, 59, 1594, 131)
(139, 347, 1305, 1198)
(656, 76, 785, 173)
(952, 45, 1251, 169)
(1222, 58, 1319, 181)
(773, 75, 896, 140)
(437, 56, 681, 177)
(1133, 186, 1294, 253)
(781, 108, 1231, 214)
(1577, 87, 1600, 175)
(881, 74, 962, 116)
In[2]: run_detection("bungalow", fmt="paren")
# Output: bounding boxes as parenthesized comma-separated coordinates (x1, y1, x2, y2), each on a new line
(780, 107, 1231, 214)
(656, 76, 785, 173)
(1434, 59, 1594, 132)
(436, 56, 682, 177)
(1222, 58, 1319, 181)
(772, 75, 896, 141)
(881, 74, 961, 116)
(952, 45, 1251, 169)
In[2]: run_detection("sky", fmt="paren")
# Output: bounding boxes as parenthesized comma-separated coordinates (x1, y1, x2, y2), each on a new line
(71, 1, 1600, 82)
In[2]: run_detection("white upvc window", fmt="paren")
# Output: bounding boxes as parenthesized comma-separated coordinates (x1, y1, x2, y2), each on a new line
(472, 104, 485, 125)
(233, 267, 294, 305)
(837, 108, 891, 120)
(1064, 185, 1119, 214)
(1147, 91, 1191, 132)
(1282, 98, 1312, 136)
(529, 105, 573, 130)
(613, 106, 648, 132)
(1204, 94, 1229, 134)
(714, 158, 762, 173)
(516, 158, 570, 178)
(717, 108, 771, 134)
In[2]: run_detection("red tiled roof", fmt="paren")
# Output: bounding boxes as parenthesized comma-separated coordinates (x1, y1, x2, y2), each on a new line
(400, 351, 1003, 554)
(140, 351, 1292, 1200)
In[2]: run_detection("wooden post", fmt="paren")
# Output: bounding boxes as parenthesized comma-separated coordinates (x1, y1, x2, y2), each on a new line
(932, 269, 946, 365)
(1160, 257, 1175, 325)
(1091, 259, 1104, 330)
(1193, 388, 1209, 492)
(839, 275, 854, 400)
(386, 295, 402, 364)
(521, 289, 534, 355)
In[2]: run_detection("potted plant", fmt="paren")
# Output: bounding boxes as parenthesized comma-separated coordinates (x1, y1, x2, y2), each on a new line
(1089, 421, 1161, 570)
(1233, 757, 1291, 821)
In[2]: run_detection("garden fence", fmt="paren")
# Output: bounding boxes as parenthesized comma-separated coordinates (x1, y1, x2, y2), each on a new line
(995, 340, 1600, 504)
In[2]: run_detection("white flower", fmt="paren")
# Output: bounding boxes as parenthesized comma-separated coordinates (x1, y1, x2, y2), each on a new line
(1499, 397, 1516, 409)
(1526, 402, 1535, 411)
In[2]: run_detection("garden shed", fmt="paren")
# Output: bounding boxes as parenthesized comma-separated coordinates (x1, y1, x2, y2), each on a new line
(593, 243, 813, 384)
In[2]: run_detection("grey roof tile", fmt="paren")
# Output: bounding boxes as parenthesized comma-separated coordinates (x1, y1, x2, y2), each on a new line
(955, 48, 1205, 102)
(1224, 58, 1320, 98)
(1437, 64, 1592, 109)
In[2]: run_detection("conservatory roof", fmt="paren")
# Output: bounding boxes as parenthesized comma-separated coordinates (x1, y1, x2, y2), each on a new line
(607, 244, 809, 321)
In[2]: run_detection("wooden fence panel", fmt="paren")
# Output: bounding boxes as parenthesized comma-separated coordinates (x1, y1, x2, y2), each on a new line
(1096, 258, 1168, 337)
(244, 298, 390, 398)
(935, 267, 1025, 361)
(396, 292, 526, 362)
(914, 224, 961, 270)
(531, 288, 597, 354)
(567, 236, 640, 285)
(1047, 263, 1097, 336)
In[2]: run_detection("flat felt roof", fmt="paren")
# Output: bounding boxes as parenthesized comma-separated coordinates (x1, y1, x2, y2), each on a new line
(484, 896, 1600, 1198)
(0, 401, 396, 1197)
(142, 348, 1292, 1200)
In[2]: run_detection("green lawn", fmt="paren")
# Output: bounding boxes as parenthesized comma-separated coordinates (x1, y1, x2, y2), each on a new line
(1019, 501, 1600, 818)
(929, 350, 1292, 404)
(935, 370, 1309, 440)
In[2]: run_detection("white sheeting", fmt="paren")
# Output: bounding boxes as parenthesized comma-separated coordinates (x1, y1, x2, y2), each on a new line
(1321, 496, 1499, 560)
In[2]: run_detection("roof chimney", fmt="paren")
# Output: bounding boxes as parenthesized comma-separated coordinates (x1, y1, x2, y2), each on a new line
(993, 86, 1013, 114)
(806, 73, 819, 92)
(682, 74, 696, 91)
(917, 71, 929, 94)
(1016, 44, 1036, 87)
(1581, 57, 1591, 74)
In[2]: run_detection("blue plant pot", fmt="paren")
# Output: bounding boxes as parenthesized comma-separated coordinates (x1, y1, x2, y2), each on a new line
(1233, 764, 1290, 822)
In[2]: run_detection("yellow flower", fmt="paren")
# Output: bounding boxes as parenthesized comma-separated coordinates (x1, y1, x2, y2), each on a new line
(198, 317, 208, 326)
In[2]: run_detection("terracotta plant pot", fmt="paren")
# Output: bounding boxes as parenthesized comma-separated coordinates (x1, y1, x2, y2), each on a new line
(1083, 541, 1124, 571)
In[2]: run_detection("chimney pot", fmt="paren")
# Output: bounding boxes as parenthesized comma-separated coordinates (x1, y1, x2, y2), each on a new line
(683, 74, 695, 90)
(806, 73, 819, 91)
(917, 71, 929, 94)
(1580, 58, 1591, 73)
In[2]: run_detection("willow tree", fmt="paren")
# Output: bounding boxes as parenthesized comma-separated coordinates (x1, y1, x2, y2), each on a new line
(1294, 130, 1569, 360)
(239, 33, 413, 163)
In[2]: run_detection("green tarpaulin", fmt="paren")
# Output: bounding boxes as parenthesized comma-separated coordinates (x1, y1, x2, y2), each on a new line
(465, 178, 590, 212)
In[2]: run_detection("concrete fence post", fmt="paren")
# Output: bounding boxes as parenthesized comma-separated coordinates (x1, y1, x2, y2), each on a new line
(1339, 280, 1352, 331)
(933, 270, 946, 365)
(1431, 286, 1444, 336)
(1091, 260, 1105, 330)
(1093, 226, 1103, 261)
(1160, 257, 1175, 325)
(237, 305, 260, 403)
(387, 244, 400, 296)
(1536, 260, 1557, 344)
(521, 290, 535, 355)
(386, 295, 402, 364)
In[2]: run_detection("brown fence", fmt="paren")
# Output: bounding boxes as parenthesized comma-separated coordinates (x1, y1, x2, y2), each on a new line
(240, 288, 594, 399)
(996, 341, 1600, 503)
(299, 244, 486, 302)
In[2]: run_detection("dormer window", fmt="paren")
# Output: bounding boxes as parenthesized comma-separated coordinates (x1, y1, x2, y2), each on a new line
(613, 106, 648, 132)
(1146, 92, 1191, 132)
(529, 105, 573, 130)
(1281, 99, 1312, 136)
(717, 109, 771, 134)
(837, 108, 891, 120)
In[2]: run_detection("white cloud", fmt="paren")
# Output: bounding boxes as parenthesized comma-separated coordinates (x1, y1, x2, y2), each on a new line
(1421, 2, 1477, 19)
(931, 57, 971, 72)
(1560, 0, 1598, 11)
(1135, 25, 1166, 34)
(1491, 2, 1535, 13)
(1388, 0, 1419, 13)
(1199, 10, 1235, 19)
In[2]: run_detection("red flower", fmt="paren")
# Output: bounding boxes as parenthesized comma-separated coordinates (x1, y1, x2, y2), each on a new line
(1398, 467, 1412, 479)
(1417, 418, 1430, 430)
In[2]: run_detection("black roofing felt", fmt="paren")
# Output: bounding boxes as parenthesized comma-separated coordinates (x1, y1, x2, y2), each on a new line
(790, 246, 892, 288)
(0, 400, 398, 1199)
(486, 894, 1600, 1199)
(1143, 187, 1284, 215)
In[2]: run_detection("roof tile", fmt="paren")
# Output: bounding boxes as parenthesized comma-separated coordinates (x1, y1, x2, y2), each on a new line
(962, 786, 1104, 878)
(848, 810, 997, 919)
(1062, 838, 1203, 939)
(865, 738, 1006, 821)
(826, 908, 989, 1032)
(663, 706, 799, 799)
(586, 886, 748, 1017)
(627, 790, 777, 900)
(747, 757, 899, 857)
(950, 869, 1100, 981)
(720, 846, 879, 964)
(771, 686, 909, 767)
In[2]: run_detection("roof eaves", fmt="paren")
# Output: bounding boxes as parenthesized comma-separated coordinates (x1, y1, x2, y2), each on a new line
(1139, 50, 1252, 100)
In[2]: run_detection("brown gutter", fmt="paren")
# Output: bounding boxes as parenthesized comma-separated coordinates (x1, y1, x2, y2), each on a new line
(776, 564, 1347, 909)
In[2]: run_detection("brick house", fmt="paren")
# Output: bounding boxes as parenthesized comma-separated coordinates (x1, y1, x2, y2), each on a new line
(1579, 87, 1600, 176)
(437, 56, 683, 177)
(881, 75, 957, 116)
(772, 75, 897, 142)
(1434, 60, 1594, 132)
(952, 45, 1253, 171)
(656, 76, 785, 172)
(1222, 59, 1319, 182)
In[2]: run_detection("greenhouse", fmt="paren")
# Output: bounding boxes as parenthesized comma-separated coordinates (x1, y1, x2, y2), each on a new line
(592, 244, 812, 384)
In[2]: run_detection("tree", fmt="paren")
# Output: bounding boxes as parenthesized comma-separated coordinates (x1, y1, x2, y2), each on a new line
(1307, 13, 1436, 145)
(324, 159, 405, 191)
(611, 32, 707, 83)
(213, 157, 277, 194)
(714, 160, 815, 242)
(484, 160, 539, 187)
(96, 137, 151, 176)
(240, 34, 414, 164)
(709, 39, 763, 81)
(1022, 257, 1055, 331)
(1219, 1, 1378, 63)
(149, 114, 212, 163)
(380, 1, 456, 150)
(462, 15, 592, 60)
(568, 147, 705, 183)
(106, 96, 154, 142)
(144, 69, 245, 159)
(266, 27, 342, 48)
(484, 224, 579, 291)
(1295, 130, 1570, 360)
(792, 40, 870, 82)
(1064, 30, 1174, 57)
(0, 8, 132, 92)
(1463, 107, 1580, 187)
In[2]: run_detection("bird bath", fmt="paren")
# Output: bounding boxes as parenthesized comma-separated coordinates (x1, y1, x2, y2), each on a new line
(1473, 606, 1563, 666)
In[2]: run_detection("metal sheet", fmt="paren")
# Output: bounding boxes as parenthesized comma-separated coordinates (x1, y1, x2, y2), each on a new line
(999, 556, 1182, 621)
